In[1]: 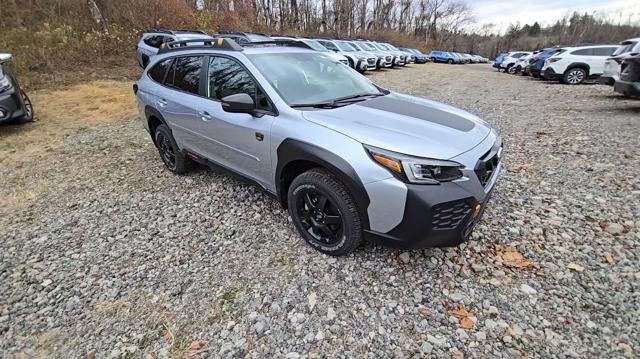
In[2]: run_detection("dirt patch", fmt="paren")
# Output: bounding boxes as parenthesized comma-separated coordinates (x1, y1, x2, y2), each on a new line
(0, 79, 137, 165)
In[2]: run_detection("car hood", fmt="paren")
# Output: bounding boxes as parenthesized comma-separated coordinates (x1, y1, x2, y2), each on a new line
(302, 92, 492, 160)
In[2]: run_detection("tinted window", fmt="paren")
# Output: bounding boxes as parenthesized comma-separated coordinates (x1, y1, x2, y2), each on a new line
(144, 35, 172, 48)
(593, 47, 618, 56)
(208, 57, 272, 111)
(318, 41, 339, 51)
(169, 56, 202, 95)
(571, 48, 593, 56)
(148, 58, 172, 83)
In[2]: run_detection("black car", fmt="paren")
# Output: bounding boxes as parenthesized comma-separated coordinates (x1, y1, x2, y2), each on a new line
(0, 54, 34, 123)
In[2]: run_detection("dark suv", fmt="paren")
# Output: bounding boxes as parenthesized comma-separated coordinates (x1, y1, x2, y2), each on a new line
(0, 54, 34, 124)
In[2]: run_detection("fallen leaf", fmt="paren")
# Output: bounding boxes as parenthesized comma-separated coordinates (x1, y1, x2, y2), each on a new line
(451, 304, 475, 318)
(535, 131, 551, 139)
(460, 317, 475, 329)
(150, 352, 158, 359)
(566, 263, 585, 272)
(605, 255, 614, 264)
(86, 351, 95, 359)
(419, 307, 433, 317)
(189, 340, 203, 351)
(452, 349, 465, 359)
(495, 245, 535, 269)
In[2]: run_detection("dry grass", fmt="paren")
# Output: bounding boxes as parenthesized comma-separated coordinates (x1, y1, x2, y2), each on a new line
(0, 79, 136, 212)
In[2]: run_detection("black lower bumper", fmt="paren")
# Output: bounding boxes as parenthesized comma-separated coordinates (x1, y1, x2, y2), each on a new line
(599, 76, 616, 86)
(543, 67, 561, 81)
(614, 80, 640, 97)
(364, 182, 493, 249)
(0, 87, 26, 123)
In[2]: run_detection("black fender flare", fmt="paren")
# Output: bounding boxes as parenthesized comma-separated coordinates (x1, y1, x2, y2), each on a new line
(276, 139, 371, 230)
(565, 62, 590, 75)
(144, 106, 170, 142)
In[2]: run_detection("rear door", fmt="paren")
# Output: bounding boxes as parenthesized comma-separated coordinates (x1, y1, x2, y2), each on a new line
(156, 56, 208, 153)
(591, 47, 620, 74)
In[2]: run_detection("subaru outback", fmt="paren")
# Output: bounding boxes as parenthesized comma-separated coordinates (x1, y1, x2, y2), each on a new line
(134, 38, 503, 256)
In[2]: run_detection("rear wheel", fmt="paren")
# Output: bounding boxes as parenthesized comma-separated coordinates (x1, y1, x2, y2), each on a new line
(563, 68, 587, 85)
(288, 168, 362, 256)
(447, 59, 453, 64)
(154, 124, 188, 174)
(430, 57, 436, 62)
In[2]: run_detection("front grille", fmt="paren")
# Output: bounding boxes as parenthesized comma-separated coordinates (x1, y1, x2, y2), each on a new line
(367, 58, 376, 65)
(386, 56, 392, 62)
(475, 148, 501, 187)
(432, 200, 473, 230)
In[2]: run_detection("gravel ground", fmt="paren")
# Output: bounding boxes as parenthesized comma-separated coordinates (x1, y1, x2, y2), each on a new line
(1, 63, 639, 358)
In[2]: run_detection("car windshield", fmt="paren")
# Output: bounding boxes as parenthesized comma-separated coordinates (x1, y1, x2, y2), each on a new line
(375, 43, 389, 50)
(246, 34, 272, 42)
(613, 42, 635, 55)
(385, 43, 398, 50)
(348, 42, 363, 50)
(249, 52, 383, 107)
(361, 43, 375, 50)
(336, 42, 356, 51)
(301, 39, 328, 51)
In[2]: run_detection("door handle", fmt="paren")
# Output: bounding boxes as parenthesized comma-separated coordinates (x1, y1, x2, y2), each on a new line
(198, 111, 213, 121)
(158, 99, 168, 107)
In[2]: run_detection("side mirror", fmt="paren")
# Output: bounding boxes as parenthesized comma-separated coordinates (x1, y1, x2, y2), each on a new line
(0, 53, 12, 63)
(221, 93, 255, 114)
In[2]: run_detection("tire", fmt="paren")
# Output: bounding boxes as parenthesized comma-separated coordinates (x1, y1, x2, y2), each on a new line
(506, 64, 516, 74)
(288, 168, 363, 256)
(563, 67, 587, 85)
(447, 59, 453, 64)
(430, 57, 436, 62)
(18, 90, 34, 123)
(154, 124, 188, 174)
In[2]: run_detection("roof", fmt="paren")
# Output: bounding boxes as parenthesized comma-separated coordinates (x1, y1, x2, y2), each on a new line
(157, 37, 316, 56)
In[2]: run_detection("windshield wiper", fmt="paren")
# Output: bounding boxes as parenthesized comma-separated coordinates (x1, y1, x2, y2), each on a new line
(290, 93, 385, 109)
(332, 93, 385, 103)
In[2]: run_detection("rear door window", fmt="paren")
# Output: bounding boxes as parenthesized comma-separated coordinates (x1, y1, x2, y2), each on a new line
(571, 48, 593, 56)
(167, 56, 203, 95)
(592, 47, 618, 56)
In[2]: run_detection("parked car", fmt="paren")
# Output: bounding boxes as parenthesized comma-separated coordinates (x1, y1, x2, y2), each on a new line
(600, 38, 640, 86)
(0, 53, 34, 123)
(348, 41, 390, 69)
(542, 44, 620, 84)
(500, 51, 532, 73)
(514, 51, 540, 75)
(135, 38, 503, 256)
(528, 48, 563, 78)
(451, 52, 466, 64)
(356, 41, 395, 68)
(399, 48, 417, 63)
(315, 39, 372, 72)
(406, 49, 428, 64)
(376, 42, 408, 66)
(272, 36, 350, 66)
(136, 29, 213, 68)
(614, 53, 640, 97)
(492, 53, 509, 69)
(428, 51, 456, 64)
(213, 31, 273, 44)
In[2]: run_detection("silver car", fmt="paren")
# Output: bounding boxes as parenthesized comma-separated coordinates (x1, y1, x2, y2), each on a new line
(134, 38, 503, 256)
(136, 29, 213, 68)
(314, 39, 373, 72)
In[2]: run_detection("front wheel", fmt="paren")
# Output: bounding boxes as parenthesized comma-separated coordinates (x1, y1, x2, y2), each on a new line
(563, 68, 587, 85)
(288, 168, 363, 256)
(447, 59, 453, 64)
(19, 90, 34, 122)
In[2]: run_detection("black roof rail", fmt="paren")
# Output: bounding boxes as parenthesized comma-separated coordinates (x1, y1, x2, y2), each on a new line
(239, 39, 313, 50)
(157, 37, 244, 54)
(215, 31, 246, 36)
(144, 28, 209, 35)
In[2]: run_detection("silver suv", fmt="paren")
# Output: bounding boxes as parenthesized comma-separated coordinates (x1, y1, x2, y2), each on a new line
(136, 29, 213, 68)
(134, 38, 503, 256)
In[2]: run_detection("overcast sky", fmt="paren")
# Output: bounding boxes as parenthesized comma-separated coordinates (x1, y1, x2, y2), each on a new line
(469, 0, 640, 33)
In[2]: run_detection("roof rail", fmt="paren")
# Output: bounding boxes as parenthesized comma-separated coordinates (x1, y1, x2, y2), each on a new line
(145, 28, 209, 35)
(239, 39, 313, 50)
(215, 31, 246, 35)
(158, 37, 244, 54)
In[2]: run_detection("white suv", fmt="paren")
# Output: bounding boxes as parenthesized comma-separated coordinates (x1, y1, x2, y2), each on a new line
(500, 51, 532, 73)
(600, 38, 640, 86)
(542, 44, 620, 85)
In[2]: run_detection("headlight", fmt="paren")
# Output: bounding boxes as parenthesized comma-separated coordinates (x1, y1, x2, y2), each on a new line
(0, 76, 10, 92)
(365, 145, 464, 184)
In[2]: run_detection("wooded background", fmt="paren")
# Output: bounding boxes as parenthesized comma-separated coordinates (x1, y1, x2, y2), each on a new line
(1, 0, 638, 75)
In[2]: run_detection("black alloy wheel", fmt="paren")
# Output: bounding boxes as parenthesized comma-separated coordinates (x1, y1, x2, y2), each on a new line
(157, 131, 176, 171)
(20, 90, 34, 122)
(295, 188, 344, 246)
(154, 124, 188, 174)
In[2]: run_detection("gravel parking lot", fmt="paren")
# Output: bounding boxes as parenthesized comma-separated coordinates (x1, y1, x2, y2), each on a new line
(1, 63, 638, 358)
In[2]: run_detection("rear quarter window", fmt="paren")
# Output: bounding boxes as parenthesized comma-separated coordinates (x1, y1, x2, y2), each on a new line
(571, 48, 593, 56)
(148, 58, 172, 83)
(593, 47, 619, 56)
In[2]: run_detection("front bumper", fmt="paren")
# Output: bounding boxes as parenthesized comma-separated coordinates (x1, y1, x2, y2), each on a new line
(542, 67, 562, 80)
(365, 138, 503, 250)
(614, 80, 640, 97)
(0, 87, 26, 123)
